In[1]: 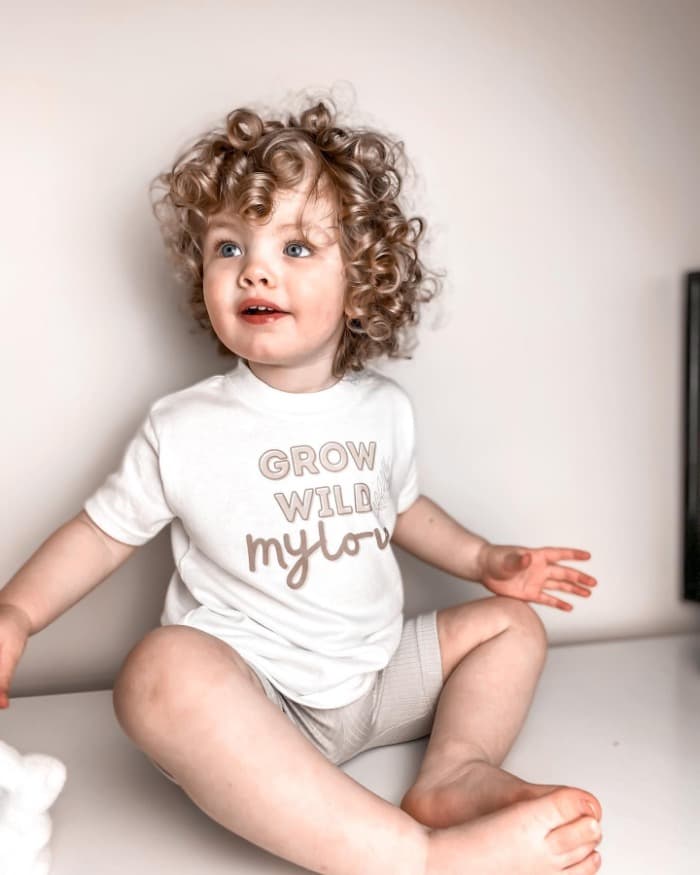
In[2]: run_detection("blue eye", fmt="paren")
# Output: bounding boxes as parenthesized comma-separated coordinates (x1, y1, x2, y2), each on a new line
(285, 241, 312, 258)
(216, 241, 242, 258)
(213, 239, 313, 258)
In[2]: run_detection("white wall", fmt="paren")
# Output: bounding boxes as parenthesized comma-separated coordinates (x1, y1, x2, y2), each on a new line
(3, 0, 699, 697)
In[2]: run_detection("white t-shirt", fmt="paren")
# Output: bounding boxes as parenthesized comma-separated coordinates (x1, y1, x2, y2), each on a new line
(83, 361, 420, 709)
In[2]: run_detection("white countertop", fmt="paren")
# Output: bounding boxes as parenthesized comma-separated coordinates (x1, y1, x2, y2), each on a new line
(1, 632, 698, 874)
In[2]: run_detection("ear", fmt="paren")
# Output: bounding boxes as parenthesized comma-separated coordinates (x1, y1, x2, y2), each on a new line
(0, 740, 24, 792)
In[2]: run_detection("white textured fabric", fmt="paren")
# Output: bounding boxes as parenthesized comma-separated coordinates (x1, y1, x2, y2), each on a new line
(0, 739, 67, 875)
(83, 362, 420, 709)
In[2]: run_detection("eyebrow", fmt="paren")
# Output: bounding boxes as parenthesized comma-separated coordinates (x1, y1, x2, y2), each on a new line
(206, 219, 324, 234)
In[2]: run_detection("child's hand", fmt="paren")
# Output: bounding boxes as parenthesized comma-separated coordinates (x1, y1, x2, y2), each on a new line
(0, 604, 32, 708)
(478, 545, 597, 611)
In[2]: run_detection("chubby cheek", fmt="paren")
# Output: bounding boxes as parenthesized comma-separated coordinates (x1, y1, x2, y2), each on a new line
(304, 302, 343, 331)
(203, 278, 233, 324)
(298, 301, 345, 340)
(300, 271, 347, 331)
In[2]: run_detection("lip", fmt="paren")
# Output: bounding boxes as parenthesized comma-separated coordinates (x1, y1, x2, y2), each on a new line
(240, 311, 289, 325)
(238, 297, 289, 315)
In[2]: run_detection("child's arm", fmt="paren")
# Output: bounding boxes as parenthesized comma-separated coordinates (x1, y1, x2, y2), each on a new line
(0, 511, 138, 636)
(391, 494, 490, 581)
(391, 494, 596, 610)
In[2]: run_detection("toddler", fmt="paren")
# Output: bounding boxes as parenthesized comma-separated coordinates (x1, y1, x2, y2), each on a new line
(0, 94, 603, 875)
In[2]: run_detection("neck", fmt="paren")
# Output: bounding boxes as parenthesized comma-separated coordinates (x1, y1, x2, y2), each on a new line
(244, 359, 341, 394)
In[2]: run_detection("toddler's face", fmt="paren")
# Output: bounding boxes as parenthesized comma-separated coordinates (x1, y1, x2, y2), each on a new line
(202, 181, 348, 377)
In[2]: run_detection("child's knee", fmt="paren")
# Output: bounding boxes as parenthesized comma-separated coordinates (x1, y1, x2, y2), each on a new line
(112, 625, 258, 727)
(112, 627, 177, 730)
(493, 597, 548, 656)
(509, 600, 548, 657)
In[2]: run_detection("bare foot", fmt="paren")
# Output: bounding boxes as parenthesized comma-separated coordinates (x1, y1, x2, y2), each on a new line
(425, 786, 603, 875)
(401, 759, 598, 827)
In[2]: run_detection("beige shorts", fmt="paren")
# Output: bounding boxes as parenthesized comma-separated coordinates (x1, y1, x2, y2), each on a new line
(150, 609, 443, 782)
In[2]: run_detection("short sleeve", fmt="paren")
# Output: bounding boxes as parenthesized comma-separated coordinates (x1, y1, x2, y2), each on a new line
(83, 409, 175, 545)
(396, 393, 420, 514)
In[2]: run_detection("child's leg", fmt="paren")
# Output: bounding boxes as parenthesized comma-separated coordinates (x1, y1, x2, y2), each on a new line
(113, 621, 602, 875)
(112, 624, 430, 875)
(400, 597, 602, 828)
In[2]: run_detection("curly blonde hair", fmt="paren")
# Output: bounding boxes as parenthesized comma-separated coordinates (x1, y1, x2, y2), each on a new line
(149, 93, 444, 378)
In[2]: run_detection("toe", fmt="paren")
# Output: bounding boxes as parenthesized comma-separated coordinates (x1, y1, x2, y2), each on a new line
(532, 787, 600, 832)
(566, 786, 602, 821)
(565, 850, 602, 874)
(557, 841, 601, 869)
(546, 815, 601, 856)
(577, 790, 603, 822)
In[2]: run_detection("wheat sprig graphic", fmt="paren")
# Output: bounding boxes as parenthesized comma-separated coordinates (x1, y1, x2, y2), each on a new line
(372, 456, 392, 528)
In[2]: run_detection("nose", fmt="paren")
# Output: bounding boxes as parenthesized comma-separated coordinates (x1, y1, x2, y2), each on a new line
(238, 254, 276, 288)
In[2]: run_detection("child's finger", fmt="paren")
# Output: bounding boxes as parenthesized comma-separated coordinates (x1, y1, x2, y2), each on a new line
(543, 548, 591, 561)
(537, 593, 573, 611)
(0, 651, 16, 708)
(549, 580, 595, 598)
(548, 566, 597, 588)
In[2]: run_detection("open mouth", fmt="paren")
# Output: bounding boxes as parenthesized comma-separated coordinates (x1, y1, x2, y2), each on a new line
(240, 309, 289, 324)
(241, 306, 286, 315)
